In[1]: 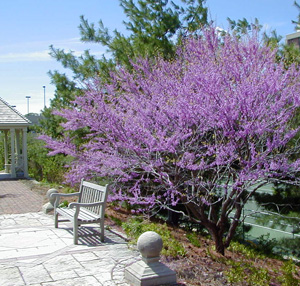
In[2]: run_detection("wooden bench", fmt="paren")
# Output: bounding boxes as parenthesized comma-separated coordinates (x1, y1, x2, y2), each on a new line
(51, 179, 109, 244)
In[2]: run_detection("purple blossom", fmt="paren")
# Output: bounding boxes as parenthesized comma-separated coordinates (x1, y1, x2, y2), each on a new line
(41, 26, 300, 253)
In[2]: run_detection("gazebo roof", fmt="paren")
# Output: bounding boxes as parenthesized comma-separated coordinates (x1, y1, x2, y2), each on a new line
(0, 97, 31, 128)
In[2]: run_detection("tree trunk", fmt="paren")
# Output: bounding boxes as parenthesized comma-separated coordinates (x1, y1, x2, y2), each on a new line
(213, 233, 225, 255)
(185, 201, 226, 255)
(206, 224, 226, 255)
(225, 200, 243, 248)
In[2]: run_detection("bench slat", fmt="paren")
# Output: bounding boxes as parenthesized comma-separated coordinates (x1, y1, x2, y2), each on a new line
(56, 208, 99, 222)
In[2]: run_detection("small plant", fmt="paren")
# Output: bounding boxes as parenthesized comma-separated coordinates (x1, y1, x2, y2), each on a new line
(225, 260, 270, 286)
(186, 232, 201, 248)
(58, 200, 69, 208)
(122, 217, 186, 258)
(225, 260, 248, 285)
(249, 267, 270, 286)
(225, 241, 273, 285)
(278, 260, 299, 286)
(228, 241, 264, 260)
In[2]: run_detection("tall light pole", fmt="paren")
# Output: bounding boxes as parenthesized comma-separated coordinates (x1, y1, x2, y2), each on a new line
(43, 85, 46, 108)
(25, 96, 31, 114)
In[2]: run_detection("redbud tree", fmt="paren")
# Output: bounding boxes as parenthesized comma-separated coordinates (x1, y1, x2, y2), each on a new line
(42, 28, 300, 255)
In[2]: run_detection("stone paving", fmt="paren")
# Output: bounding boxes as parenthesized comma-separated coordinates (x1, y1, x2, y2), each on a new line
(0, 180, 44, 215)
(0, 179, 141, 286)
(0, 212, 140, 286)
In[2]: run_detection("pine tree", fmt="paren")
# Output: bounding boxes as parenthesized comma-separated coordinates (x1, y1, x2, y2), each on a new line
(41, 0, 208, 139)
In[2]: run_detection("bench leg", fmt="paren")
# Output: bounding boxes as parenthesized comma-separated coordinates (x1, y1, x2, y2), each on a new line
(73, 220, 79, 245)
(100, 221, 105, 242)
(54, 212, 58, 228)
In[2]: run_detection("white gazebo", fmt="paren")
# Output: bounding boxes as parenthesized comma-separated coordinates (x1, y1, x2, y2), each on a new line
(0, 97, 31, 179)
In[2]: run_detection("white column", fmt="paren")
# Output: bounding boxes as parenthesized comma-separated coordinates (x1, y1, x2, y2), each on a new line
(10, 128, 16, 178)
(4, 130, 9, 172)
(22, 128, 28, 178)
(16, 130, 21, 170)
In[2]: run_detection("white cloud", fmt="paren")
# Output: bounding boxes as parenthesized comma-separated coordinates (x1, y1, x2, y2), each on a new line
(0, 48, 106, 63)
(0, 36, 107, 63)
(0, 50, 52, 62)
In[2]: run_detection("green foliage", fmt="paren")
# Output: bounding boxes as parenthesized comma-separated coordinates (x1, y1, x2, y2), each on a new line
(58, 200, 69, 208)
(186, 231, 201, 247)
(79, 0, 208, 64)
(209, 240, 299, 286)
(278, 260, 300, 286)
(280, 43, 300, 68)
(27, 133, 69, 183)
(228, 241, 264, 260)
(225, 241, 300, 285)
(122, 217, 186, 258)
(227, 17, 261, 36)
(225, 260, 270, 286)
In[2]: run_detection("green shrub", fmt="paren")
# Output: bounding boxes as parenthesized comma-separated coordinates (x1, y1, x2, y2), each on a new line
(186, 232, 201, 248)
(122, 217, 186, 258)
(228, 241, 264, 260)
(248, 267, 270, 286)
(225, 260, 270, 286)
(225, 241, 273, 285)
(27, 133, 69, 183)
(278, 260, 299, 286)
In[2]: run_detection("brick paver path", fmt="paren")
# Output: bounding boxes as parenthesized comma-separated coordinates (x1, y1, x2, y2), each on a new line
(0, 180, 44, 214)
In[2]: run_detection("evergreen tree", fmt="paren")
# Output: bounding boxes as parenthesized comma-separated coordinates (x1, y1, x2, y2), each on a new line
(40, 0, 208, 139)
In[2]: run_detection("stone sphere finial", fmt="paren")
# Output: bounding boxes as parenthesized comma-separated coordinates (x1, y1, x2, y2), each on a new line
(125, 231, 177, 285)
(137, 231, 163, 260)
(47, 188, 58, 206)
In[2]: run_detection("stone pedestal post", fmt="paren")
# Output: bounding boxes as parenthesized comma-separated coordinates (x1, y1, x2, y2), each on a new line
(42, 189, 58, 214)
(125, 231, 177, 286)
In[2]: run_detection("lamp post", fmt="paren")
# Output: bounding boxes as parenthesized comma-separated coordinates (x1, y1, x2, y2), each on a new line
(25, 96, 31, 114)
(43, 85, 46, 108)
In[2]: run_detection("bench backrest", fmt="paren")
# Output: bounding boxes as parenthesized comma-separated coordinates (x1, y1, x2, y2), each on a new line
(78, 180, 109, 215)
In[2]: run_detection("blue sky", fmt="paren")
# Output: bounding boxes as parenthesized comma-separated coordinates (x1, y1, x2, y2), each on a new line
(0, 0, 297, 115)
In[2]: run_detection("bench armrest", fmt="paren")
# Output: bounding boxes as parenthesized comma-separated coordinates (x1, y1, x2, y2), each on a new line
(50, 192, 80, 198)
(51, 192, 80, 207)
(68, 201, 105, 208)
